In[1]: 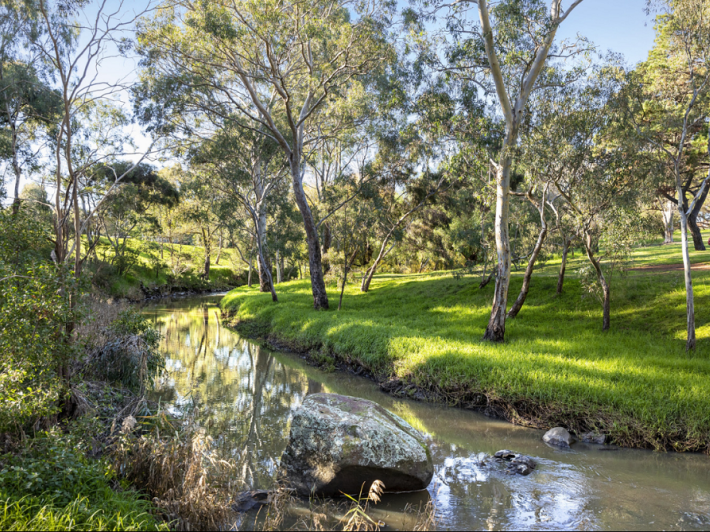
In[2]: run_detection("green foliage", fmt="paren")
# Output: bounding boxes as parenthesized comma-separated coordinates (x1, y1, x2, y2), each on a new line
(0, 208, 83, 432)
(0, 431, 166, 531)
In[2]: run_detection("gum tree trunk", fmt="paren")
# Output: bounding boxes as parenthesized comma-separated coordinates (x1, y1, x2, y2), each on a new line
(291, 156, 329, 309)
(688, 211, 706, 251)
(321, 222, 332, 274)
(584, 234, 611, 331)
(255, 202, 274, 295)
(507, 190, 548, 319)
(201, 226, 211, 280)
(361, 240, 396, 293)
(483, 154, 513, 341)
(678, 202, 696, 350)
(276, 250, 282, 283)
(662, 199, 674, 244)
(557, 238, 570, 294)
(215, 230, 223, 264)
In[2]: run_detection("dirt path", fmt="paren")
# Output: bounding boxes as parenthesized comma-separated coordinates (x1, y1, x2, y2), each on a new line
(629, 262, 710, 272)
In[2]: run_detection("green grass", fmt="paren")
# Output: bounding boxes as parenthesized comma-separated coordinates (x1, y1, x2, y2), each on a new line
(0, 431, 167, 532)
(88, 237, 244, 299)
(222, 241, 710, 452)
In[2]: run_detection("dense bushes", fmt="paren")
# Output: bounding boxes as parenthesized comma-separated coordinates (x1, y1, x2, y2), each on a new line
(0, 430, 166, 531)
(0, 209, 83, 432)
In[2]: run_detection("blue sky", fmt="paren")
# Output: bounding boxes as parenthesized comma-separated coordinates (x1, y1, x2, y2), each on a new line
(556, 0, 656, 66)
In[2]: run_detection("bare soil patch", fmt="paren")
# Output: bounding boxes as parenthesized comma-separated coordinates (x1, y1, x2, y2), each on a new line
(629, 262, 710, 272)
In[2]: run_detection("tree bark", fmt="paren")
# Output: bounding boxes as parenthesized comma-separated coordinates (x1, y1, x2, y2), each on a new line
(557, 238, 570, 294)
(215, 230, 223, 264)
(291, 157, 328, 309)
(255, 202, 274, 294)
(584, 234, 611, 331)
(688, 178, 710, 251)
(321, 222, 332, 274)
(662, 199, 675, 244)
(688, 210, 706, 251)
(361, 240, 397, 293)
(201, 226, 211, 280)
(338, 248, 359, 311)
(678, 202, 696, 350)
(483, 155, 514, 342)
(507, 191, 548, 319)
(276, 250, 282, 283)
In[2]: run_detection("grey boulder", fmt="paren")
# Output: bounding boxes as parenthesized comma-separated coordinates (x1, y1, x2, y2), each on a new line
(579, 431, 606, 445)
(543, 427, 575, 448)
(280, 393, 433, 496)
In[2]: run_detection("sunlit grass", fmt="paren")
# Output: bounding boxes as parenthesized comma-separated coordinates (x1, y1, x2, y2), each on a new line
(222, 242, 710, 452)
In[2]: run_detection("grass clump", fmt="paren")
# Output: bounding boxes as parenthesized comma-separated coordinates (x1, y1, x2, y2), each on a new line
(221, 242, 710, 452)
(0, 430, 166, 531)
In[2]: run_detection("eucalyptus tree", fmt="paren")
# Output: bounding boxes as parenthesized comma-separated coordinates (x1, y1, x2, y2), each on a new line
(90, 161, 179, 276)
(191, 125, 287, 300)
(136, 0, 395, 310)
(537, 69, 645, 331)
(636, 3, 710, 253)
(0, 61, 60, 211)
(416, 0, 588, 341)
(34, 0, 156, 282)
(634, 0, 710, 349)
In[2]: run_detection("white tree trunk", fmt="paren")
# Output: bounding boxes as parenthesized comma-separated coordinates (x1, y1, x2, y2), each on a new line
(662, 199, 675, 244)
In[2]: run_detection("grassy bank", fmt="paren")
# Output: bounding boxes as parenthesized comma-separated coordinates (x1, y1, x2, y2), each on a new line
(88, 238, 244, 300)
(221, 240, 710, 452)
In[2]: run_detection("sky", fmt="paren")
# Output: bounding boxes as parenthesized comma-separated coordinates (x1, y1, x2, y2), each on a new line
(555, 0, 657, 67)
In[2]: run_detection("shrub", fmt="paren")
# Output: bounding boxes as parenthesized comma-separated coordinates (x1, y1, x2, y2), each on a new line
(0, 431, 166, 531)
(0, 209, 84, 432)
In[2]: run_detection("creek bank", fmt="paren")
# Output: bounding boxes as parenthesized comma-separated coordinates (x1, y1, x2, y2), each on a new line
(280, 393, 433, 496)
(223, 316, 633, 455)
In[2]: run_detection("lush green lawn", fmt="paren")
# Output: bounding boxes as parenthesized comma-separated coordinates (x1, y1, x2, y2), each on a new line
(222, 241, 710, 452)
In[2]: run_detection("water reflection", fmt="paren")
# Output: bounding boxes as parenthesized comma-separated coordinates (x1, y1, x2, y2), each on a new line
(144, 296, 710, 531)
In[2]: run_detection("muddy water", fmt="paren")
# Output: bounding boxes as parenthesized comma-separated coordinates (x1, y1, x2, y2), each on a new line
(143, 295, 710, 531)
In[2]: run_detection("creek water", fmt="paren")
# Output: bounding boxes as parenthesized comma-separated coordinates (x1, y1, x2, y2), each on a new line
(142, 294, 710, 531)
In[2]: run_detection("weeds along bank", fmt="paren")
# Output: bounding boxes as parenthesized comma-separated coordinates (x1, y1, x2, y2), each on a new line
(221, 250, 710, 453)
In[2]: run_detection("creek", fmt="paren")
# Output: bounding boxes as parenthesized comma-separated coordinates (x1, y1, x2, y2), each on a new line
(142, 294, 710, 531)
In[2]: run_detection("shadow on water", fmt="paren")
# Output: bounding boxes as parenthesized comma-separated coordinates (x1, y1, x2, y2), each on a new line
(142, 295, 710, 531)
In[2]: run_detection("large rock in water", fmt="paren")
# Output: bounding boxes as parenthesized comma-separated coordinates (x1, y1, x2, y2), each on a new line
(280, 393, 433, 496)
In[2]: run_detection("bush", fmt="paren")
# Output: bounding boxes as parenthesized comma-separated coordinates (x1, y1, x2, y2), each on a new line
(0, 208, 84, 432)
(0, 431, 166, 531)
(85, 309, 163, 391)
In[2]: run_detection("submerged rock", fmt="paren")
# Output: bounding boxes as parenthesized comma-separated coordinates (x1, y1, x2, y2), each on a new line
(494, 449, 516, 460)
(543, 427, 575, 448)
(232, 490, 271, 513)
(579, 432, 606, 445)
(510, 455, 536, 476)
(494, 450, 536, 476)
(280, 393, 433, 496)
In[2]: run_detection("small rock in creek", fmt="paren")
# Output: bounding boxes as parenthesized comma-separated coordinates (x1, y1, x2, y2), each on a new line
(543, 427, 575, 448)
(511, 454, 536, 470)
(514, 463, 534, 476)
(280, 393, 433, 496)
(232, 490, 271, 513)
(494, 450, 516, 461)
(579, 432, 606, 445)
